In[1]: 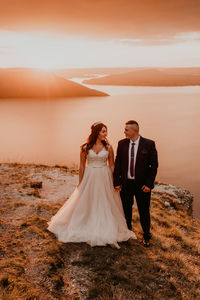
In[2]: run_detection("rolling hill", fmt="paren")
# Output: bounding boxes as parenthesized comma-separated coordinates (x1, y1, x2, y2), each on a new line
(82, 68, 200, 86)
(0, 68, 108, 98)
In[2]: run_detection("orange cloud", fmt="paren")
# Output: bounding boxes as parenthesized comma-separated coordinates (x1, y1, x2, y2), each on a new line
(0, 1, 200, 39)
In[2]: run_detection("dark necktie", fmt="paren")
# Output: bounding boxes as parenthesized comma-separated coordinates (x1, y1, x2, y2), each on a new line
(130, 142, 135, 177)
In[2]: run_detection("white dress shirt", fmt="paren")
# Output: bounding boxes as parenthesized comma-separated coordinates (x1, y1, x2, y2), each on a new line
(127, 135, 140, 179)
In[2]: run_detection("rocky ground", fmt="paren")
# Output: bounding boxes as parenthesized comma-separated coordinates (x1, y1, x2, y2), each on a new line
(0, 163, 200, 300)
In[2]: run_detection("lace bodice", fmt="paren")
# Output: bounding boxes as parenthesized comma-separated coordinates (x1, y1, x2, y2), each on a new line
(87, 147, 109, 168)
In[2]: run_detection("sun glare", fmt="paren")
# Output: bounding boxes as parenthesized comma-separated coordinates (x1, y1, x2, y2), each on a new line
(0, 30, 200, 69)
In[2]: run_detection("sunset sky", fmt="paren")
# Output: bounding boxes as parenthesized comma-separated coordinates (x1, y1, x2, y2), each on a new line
(0, 0, 200, 69)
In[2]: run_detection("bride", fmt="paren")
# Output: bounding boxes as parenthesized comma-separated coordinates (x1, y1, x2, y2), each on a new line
(47, 122, 137, 248)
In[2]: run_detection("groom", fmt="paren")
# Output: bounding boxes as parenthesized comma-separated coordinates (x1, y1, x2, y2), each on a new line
(113, 120, 158, 247)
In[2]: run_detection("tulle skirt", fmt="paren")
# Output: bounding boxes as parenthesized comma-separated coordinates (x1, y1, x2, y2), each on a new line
(47, 165, 137, 248)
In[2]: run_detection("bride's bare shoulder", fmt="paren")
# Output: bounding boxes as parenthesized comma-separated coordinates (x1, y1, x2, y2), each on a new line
(80, 143, 88, 156)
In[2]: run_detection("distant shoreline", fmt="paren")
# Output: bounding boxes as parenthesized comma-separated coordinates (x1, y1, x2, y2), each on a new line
(84, 82, 200, 87)
(0, 68, 109, 98)
(79, 67, 200, 87)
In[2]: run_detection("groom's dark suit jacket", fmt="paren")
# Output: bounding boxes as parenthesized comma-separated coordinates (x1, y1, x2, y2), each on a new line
(113, 136, 158, 190)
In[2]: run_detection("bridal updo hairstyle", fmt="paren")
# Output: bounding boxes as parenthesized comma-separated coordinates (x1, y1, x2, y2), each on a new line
(81, 122, 109, 154)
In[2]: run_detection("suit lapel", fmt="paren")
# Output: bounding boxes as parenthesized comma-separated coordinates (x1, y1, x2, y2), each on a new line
(135, 135, 144, 168)
(124, 138, 130, 174)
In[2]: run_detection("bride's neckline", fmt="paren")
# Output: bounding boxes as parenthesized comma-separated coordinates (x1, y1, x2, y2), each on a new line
(90, 147, 105, 155)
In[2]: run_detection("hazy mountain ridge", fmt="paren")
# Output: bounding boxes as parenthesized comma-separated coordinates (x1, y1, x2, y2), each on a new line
(57, 67, 200, 78)
(81, 68, 200, 86)
(0, 68, 108, 98)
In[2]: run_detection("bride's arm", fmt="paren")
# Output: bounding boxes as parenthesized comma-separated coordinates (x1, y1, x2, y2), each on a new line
(78, 149, 87, 185)
(108, 145, 115, 174)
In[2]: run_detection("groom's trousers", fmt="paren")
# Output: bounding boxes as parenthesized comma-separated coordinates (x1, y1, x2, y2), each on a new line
(120, 179, 151, 241)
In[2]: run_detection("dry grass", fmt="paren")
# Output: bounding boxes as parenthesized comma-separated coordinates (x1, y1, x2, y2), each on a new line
(0, 163, 200, 299)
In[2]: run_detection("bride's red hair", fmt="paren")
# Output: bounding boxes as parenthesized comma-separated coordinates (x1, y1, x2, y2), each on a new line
(81, 122, 109, 153)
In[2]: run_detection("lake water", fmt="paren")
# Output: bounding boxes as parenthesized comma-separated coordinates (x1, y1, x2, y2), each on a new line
(0, 81, 200, 218)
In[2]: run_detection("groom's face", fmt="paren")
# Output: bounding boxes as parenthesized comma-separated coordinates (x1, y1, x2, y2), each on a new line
(124, 124, 138, 139)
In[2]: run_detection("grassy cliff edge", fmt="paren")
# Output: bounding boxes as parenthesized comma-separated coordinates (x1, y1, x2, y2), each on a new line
(0, 163, 199, 300)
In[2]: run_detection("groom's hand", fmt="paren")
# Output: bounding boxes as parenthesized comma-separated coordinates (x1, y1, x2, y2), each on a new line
(115, 185, 122, 191)
(142, 185, 151, 193)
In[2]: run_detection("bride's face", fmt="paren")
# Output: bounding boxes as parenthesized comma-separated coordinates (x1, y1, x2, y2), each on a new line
(98, 126, 107, 141)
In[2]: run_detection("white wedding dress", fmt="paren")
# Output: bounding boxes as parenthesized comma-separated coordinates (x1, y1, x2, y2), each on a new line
(47, 147, 137, 248)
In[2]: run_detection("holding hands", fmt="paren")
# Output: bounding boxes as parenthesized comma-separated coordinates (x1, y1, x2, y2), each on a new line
(141, 185, 151, 193)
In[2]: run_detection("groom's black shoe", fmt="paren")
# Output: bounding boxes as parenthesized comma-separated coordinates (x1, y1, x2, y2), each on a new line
(142, 239, 150, 248)
(142, 234, 152, 248)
